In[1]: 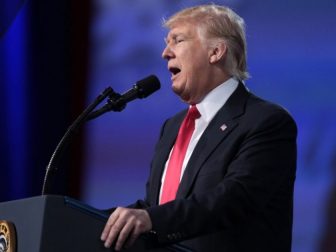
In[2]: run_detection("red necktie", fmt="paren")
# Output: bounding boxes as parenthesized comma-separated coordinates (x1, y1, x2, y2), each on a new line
(160, 105, 201, 204)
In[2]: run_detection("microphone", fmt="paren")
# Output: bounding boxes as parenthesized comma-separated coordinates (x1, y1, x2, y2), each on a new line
(120, 74, 161, 102)
(87, 75, 161, 120)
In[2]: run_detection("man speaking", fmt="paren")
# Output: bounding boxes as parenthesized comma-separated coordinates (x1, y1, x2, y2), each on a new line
(101, 4, 297, 252)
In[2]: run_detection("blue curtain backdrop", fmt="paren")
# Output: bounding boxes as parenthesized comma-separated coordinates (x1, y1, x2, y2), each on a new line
(0, 0, 90, 200)
(0, 0, 27, 200)
(1, 0, 336, 252)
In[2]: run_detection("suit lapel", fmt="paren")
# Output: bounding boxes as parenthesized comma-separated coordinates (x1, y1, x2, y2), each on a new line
(176, 82, 250, 199)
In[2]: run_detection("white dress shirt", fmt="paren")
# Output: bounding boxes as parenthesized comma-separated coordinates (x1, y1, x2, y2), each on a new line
(159, 78, 239, 201)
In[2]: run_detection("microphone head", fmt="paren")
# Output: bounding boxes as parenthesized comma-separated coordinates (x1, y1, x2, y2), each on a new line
(135, 75, 161, 98)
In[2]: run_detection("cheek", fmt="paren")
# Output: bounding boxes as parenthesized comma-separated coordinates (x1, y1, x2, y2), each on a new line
(189, 50, 209, 68)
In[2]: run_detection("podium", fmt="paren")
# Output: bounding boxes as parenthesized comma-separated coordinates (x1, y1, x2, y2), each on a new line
(0, 196, 191, 252)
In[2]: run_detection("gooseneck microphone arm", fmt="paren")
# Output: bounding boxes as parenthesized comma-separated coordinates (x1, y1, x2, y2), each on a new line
(41, 75, 161, 195)
(41, 87, 115, 195)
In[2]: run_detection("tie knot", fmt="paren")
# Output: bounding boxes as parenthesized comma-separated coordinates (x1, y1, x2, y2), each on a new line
(187, 105, 201, 121)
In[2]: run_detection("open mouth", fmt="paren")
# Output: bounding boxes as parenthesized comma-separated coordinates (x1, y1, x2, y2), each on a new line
(169, 67, 181, 77)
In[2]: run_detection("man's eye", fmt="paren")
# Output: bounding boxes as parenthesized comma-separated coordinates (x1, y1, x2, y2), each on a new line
(172, 37, 184, 44)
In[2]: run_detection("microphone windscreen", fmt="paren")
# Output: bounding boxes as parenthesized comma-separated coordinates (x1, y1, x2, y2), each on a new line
(135, 75, 161, 98)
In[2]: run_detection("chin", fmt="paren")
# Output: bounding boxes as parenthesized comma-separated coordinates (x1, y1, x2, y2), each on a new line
(171, 83, 193, 103)
(172, 83, 181, 94)
(176, 90, 192, 104)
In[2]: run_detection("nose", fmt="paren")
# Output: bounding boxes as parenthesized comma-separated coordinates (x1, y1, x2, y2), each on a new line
(162, 44, 174, 60)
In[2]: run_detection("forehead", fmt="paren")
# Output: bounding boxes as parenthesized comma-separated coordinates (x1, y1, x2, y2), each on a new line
(166, 22, 199, 39)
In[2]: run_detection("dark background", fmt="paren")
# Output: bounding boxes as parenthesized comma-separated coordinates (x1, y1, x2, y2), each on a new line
(1, 0, 335, 251)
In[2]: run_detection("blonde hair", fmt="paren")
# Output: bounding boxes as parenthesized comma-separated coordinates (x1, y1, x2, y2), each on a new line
(164, 4, 249, 80)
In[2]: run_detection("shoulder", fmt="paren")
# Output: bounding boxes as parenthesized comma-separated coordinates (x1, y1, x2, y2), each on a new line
(243, 92, 297, 134)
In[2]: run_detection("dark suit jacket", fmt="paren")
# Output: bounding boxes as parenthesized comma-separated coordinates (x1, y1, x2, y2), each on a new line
(132, 83, 297, 252)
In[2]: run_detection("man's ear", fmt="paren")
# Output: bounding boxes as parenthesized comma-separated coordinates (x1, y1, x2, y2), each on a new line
(209, 42, 227, 64)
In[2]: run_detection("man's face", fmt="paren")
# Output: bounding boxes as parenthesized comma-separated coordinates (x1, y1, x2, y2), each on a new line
(162, 22, 214, 104)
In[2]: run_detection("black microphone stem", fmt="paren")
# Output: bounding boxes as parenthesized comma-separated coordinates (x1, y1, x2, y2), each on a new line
(41, 87, 114, 195)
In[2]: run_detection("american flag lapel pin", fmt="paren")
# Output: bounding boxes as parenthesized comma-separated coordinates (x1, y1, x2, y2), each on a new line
(220, 123, 227, 131)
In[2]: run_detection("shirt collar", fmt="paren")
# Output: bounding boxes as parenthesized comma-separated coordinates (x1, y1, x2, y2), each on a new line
(195, 78, 239, 123)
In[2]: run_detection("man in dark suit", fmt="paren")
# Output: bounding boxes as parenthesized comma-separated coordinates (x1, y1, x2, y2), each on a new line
(101, 4, 297, 252)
